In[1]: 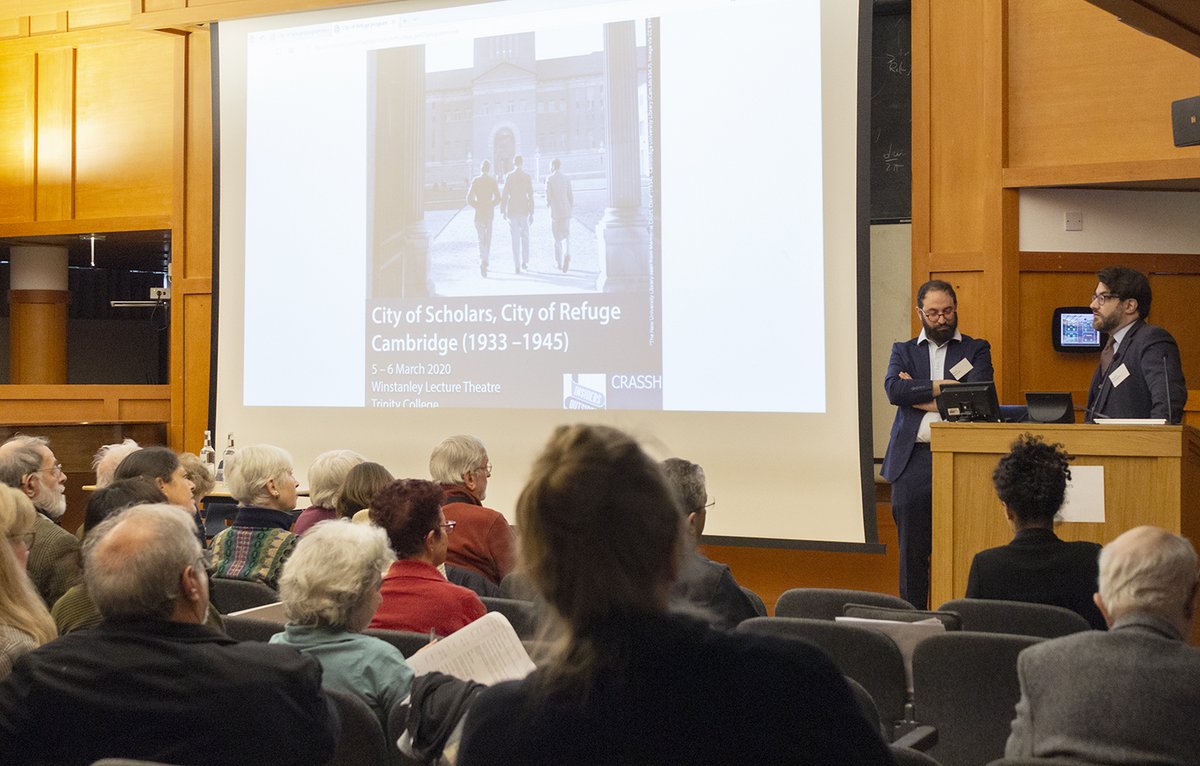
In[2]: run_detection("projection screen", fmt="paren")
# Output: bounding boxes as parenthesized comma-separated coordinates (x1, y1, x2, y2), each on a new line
(214, 0, 877, 548)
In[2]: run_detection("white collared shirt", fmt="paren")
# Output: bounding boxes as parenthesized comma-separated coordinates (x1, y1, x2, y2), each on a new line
(1109, 319, 1136, 354)
(916, 328, 963, 443)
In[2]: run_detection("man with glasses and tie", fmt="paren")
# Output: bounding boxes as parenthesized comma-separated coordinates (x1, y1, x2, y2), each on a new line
(882, 280, 993, 608)
(1085, 266, 1186, 423)
(0, 435, 80, 605)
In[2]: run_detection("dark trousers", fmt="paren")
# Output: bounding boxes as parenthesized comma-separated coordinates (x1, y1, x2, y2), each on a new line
(890, 443, 932, 608)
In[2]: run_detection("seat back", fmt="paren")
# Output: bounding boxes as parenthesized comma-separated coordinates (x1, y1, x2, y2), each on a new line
(890, 745, 945, 766)
(478, 596, 539, 639)
(209, 577, 279, 614)
(737, 617, 908, 731)
(740, 586, 768, 617)
(911, 632, 1042, 766)
(775, 588, 913, 620)
(937, 598, 1091, 638)
(223, 615, 283, 642)
(324, 688, 391, 766)
(363, 627, 434, 658)
(498, 570, 537, 600)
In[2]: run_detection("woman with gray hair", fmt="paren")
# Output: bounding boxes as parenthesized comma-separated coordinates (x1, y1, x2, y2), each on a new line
(209, 444, 300, 589)
(292, 449, 364, 535)
(271, 520, 413, 722)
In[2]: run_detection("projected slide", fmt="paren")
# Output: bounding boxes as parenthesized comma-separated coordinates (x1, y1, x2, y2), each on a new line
(240, 0, 825, 413)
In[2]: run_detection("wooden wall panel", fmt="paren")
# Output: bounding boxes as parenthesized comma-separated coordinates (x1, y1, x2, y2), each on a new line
(0, 52, 36, 222)
(74, 33, 176, 220)
(1008, 0, 1200, 171)
(35, 45, 74, 221)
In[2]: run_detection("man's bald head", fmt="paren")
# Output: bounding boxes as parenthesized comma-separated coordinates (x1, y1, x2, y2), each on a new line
(1097, 526, 1199, 633)
(84, 503, 205, 622)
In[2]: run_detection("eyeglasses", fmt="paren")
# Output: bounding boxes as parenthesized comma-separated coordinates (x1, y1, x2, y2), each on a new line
(6, 531, 35, 549)
(438, 520, 457, 535)
(1091, 292, 1120, 304)
(28, 463, 62, 483)
(196, 550, 214, 571)
(918, 306, 956, 320)
(476, 464, 492, 478)
(703, 497, 716, 511)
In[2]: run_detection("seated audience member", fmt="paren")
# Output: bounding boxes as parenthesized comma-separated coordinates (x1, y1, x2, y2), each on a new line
(178, 451, 216, 508)
(966, 434, 1105, 629)
(662, 457, 759, 630)
(210, 444, 301, 589)
(0, 435, 80, 606)
(293, 449, 364, 535)
(342, 461, 396, 525)
(369, 479, 486, 637)
(430, 435, 516, 585)
(272, 520, 414, 722)
(458, 425, 895, 765)
(114, 446, 198, 514)
(1006, 526, 1200, 764)
(0, 504, 337, 765)
(92, 438, 140, 489)
(53, 478, 169, 634)
(0, 487, 56, 679)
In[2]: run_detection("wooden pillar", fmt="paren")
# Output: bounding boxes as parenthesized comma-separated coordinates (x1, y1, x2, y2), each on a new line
(9, 245, 69, 384)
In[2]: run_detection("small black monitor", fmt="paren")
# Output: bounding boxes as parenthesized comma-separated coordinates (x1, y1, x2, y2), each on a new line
(1052, 306, 1103, 353)
(936, 381, 1001, 423)
(1025, 391, 1076, 424)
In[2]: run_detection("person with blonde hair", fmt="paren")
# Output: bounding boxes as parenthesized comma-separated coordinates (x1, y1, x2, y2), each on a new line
(458, 424, 893, 764)
(293, 449, 364, 535)
(209, 444, 301, 588)
(0, 486, 56, 679)
(271, 520, 413, 722)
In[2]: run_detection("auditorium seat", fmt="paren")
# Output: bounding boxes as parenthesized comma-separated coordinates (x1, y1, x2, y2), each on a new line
(364, 627, 435, 658)
(209, 577, 279, 614)
(479, 596, 539, 639)
(891, 744, 945, 766)
(499, 570, 537, 600)
(224, 615, 283, 642)
(774, 588, 913, 620)
(911, 632, 1043, 766)
(740, 586, 768, 617)
(325, 688, 391, 766)
(936, 598, 1091, 638)
(737, 616, 916, 740)
(985, 759, 1101, 766)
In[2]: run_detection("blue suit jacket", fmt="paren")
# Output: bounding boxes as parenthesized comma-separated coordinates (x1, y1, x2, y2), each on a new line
(1086, 320, 1186, 423)
(881, 334, 993, 482)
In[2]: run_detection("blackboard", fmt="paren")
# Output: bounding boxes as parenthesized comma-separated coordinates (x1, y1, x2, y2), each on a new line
(870, 4, 912, 223)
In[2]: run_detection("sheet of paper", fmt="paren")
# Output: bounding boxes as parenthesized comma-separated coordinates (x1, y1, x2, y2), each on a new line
(405, 611, 535, 685)
(1059, 465, 1105, 523)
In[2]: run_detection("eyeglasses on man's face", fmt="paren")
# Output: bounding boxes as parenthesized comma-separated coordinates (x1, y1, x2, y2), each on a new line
(1090, 292, 1119, 305)
(918, 306, 956, 321)
(476, 463, 492, 478)
(438, 520, 458, 535)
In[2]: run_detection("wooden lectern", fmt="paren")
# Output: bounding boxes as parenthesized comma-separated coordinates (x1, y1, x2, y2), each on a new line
(930, 423, 1200, 622)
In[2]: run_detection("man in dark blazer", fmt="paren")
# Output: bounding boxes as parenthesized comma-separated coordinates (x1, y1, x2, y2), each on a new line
(882, 280, 993, 608)
(0, 503, 338, 765)
(1085, 265, 1186, 423)
(1006, 526, 1200, 764)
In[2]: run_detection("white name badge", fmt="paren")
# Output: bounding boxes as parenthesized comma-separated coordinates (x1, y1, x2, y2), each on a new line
(949, 358, 974, 380)
(1108, 363, 1131, 388)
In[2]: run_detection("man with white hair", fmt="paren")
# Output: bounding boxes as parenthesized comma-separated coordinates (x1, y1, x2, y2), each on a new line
(0, 435, 80, 605)
(1005, 525, 1200, 764)
(429, 435, 515, 585)
(92, 438, 140, 489)
(0, 503, 338, 765)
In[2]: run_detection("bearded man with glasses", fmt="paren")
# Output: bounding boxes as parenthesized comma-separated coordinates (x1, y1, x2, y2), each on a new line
(0, 435, 80, 606)
(1085, 265, 1186, 423)
(882, 280, 993, 608)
